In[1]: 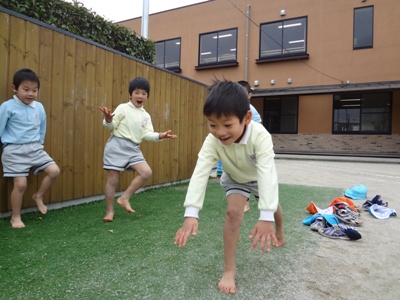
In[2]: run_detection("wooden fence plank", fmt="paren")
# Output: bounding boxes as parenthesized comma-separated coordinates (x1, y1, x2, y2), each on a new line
(37, 26, 54, 207)
(72, 40, 87, 199)
(62, 36, 76, 201)
(83, 44, 96, 197)
(49, 31, 66, 203)
(93, 48, 107, 195)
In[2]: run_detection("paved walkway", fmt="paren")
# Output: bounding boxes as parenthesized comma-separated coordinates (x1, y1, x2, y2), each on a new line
(275, 154, 400, 202)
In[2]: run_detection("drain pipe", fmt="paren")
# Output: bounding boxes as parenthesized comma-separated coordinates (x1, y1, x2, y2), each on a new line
(244, 4, 250, 81)
(141, 0, 149, 38)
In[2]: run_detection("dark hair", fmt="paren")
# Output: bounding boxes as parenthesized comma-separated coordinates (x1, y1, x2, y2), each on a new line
(237, 80, 252, 94)
(13, 68, 40, 89)
(203, 80, 250, 121)
(129, 77, 150, 96)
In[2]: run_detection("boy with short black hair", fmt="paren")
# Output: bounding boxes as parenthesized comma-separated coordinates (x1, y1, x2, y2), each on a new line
(99, 77, 177, 222)
(0, 68, 60, 228)
(174, 79, 284, 294)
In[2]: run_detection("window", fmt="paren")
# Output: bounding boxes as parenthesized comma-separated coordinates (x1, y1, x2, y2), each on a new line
(333, 92, 391, 134)
(197, 28, 237, 68)
(258, 17, 308, 62)
(263, 97, 298, 134)
(156, 38, 181, 71)
(354, 6, 373, 49)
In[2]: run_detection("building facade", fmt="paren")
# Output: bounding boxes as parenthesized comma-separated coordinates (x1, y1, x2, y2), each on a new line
(120, 0, 400, 157)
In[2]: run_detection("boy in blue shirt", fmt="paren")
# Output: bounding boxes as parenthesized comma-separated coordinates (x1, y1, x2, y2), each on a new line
(174, 80, 284, 294)
(0, 69, 60, 228)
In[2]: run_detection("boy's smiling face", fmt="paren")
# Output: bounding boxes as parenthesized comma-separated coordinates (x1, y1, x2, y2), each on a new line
(207, 111, 251, 145)
(130, 88, 148, 108)
(12, 80, 39, 105)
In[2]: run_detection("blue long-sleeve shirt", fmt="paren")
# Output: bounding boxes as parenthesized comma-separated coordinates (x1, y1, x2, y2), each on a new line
(0, 96, 47, 146)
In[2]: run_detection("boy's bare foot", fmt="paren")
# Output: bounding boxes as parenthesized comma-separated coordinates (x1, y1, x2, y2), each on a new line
(275, 231, 285, 246)
(32, 193, 48, 214)
(10, 218, 25, 228)
(218, 270, 236, 294)
(117, 198, 135, 213)
(103, 212, 114, 222)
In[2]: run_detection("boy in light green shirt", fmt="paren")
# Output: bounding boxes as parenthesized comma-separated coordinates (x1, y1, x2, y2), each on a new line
(100, 77, 176, 222)
(174, 80, 284, 295)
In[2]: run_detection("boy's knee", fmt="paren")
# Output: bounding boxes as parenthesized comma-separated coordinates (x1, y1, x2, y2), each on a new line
(141, 167, 152, 180)
(46, 164, 60, 179)
(13, 180, 28, 193)
(225, 207, 242, 220)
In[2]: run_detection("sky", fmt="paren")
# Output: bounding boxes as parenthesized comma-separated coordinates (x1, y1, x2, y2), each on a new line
(65, 0, 208, 22)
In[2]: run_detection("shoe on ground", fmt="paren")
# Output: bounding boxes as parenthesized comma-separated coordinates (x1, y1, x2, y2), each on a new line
(310, 217, 326, 231)
(318, 224, 361, 240)
(362, 195, 388, 211)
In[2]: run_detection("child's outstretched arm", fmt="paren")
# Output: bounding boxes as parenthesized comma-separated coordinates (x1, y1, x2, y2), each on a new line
(249, 220, 278, 252)
(99, 106, 114, 123)
(159, 130, 177, 139)
(174, 217, 198, 247)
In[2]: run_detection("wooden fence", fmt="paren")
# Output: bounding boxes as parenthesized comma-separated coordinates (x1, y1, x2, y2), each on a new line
(0, 8, 208, 213)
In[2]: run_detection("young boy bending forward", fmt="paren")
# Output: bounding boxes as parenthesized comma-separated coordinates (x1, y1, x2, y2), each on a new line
(174, 80, 284, 294)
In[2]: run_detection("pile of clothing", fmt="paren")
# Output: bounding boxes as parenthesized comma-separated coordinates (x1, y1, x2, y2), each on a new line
(303, 184, 397, 241)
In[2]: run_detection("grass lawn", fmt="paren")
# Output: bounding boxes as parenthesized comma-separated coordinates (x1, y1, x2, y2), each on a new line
(0, 179, 342, 300)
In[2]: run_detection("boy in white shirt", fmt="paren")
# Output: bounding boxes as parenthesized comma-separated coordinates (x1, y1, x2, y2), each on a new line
(99, 77, 176, 222)
(174, 80, 284, 294)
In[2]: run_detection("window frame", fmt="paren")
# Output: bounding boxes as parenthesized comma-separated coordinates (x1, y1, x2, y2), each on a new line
(155, 37, 181, 72)
(257, 16, 308, 64)
(353, 6, 374, 50)
(332, 92, 391, 135)
(196, 28, 238, 70)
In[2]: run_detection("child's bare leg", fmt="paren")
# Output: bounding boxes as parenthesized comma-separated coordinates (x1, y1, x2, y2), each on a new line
(10, 177, 28, 228)
(103, 170, 120, 222)
(218, 194, 247, 294)
(117, 162, 152, 213)
(32, 164, 60, 214)
(274, 203, 285, 246)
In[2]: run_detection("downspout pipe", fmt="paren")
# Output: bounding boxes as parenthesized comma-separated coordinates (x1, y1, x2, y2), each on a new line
(141, 0, 149, 38)
(245, 4, 250, 81)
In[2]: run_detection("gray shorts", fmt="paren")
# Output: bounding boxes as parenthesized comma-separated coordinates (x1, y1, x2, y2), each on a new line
(1, 142, 56, 177)
(220, 172, 259, 201)
(103, 135, 146, 171)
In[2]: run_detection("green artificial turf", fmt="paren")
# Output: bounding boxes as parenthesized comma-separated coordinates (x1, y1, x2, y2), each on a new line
(0, 179, 342, 300)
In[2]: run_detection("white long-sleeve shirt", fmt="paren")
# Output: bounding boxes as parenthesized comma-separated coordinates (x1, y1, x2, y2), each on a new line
(103, 101, 160, 143)
(184, 121, 279, 221)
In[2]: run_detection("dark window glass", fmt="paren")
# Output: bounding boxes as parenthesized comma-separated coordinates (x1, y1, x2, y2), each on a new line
(354, 6, 373, 49)
(155, 38, 181, 70)
(264, 97, 298, 133)
(260, 17, 307, 59)
(199, 28, 237, 66)
(333, 92, 390, 134)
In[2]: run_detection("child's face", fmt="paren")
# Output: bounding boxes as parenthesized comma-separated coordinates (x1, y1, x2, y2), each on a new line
(207, 112, 251, 145)
(12, 80, 39, 105)
(130, 88, 148, 108)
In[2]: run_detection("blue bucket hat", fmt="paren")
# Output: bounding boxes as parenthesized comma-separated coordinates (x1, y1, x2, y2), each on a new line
(344, 184, 368, 200)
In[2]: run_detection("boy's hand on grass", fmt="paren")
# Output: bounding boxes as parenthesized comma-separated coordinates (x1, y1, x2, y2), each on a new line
(249, 220, 278, 253)
(174, 217, 198, 247)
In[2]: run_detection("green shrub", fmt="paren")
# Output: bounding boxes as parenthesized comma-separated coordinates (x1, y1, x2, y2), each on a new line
(0, 0, 155, 63)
